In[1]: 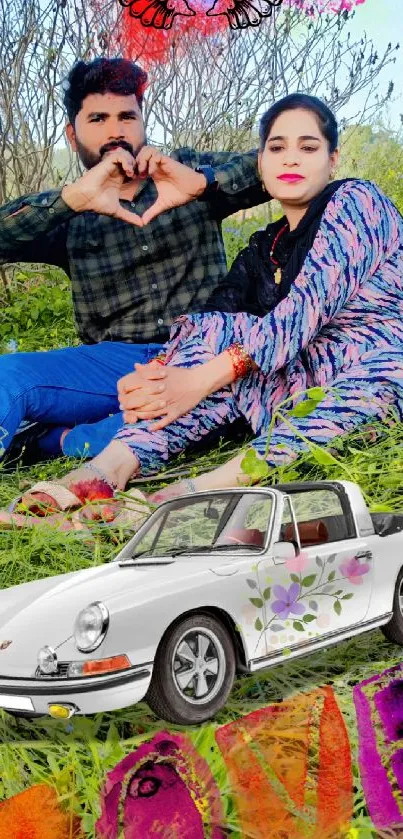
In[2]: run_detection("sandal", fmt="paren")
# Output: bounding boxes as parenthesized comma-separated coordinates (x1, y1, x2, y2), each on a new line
(0, 488, 150, 534)
(9, 481, 84, 516)
(10, 463, 117, 517)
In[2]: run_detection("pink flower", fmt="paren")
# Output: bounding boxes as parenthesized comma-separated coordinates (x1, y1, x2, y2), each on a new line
(317, 613, 331, 628)
(285, 551, 309, 573)
(284, 0, 366, 11)
(340, 556, 370, 586)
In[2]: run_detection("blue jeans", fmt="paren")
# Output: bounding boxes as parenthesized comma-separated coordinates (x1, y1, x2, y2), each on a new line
(0, 341, 163, 458)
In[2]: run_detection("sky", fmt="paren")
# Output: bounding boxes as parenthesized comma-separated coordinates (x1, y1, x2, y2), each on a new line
(344, 0, 403, 130)
(55, 0, 403, 151)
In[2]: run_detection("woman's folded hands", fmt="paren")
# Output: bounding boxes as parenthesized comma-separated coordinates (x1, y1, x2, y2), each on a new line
(117, 351, 236, 431)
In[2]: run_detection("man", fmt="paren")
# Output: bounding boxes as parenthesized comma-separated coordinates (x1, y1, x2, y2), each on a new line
(0, 57, 266, 462)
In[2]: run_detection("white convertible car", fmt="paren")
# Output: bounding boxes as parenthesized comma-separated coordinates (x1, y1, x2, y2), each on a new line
(0, 480, 403, 725)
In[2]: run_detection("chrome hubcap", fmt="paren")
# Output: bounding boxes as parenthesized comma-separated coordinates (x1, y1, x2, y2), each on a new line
(398, 580, 403, 616)
(172, 627, 225, 705)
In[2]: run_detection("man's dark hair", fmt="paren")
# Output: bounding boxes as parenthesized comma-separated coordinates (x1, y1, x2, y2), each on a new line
(63, 58, 148, 125)
(259, 93, 338, 153)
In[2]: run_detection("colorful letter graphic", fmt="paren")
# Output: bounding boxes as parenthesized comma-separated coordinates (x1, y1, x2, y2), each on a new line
(95, 730, 225, 838)
(215, 686, 353, 838)
(354, 662, 403, 828)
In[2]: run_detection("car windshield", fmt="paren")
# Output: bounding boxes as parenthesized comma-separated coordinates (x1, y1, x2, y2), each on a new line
(120, 491, 274, 560)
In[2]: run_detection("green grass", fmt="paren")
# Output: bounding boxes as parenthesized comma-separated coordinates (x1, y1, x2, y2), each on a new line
(1, 420, 403, 836)
(1, 233, 403, 835)
(0, 629, 401, 837)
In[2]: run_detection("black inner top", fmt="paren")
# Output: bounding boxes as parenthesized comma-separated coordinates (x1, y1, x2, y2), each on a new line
(205, 178, 354, 318)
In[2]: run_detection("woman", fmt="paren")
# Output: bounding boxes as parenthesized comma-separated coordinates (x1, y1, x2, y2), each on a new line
(3, 93, 403, 528)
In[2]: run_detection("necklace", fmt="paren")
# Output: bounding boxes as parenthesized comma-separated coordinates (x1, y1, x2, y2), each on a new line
(269, 222, 290, 285)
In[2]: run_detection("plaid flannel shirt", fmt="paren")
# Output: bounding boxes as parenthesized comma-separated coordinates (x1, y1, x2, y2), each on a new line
(0, 147, 266, 344)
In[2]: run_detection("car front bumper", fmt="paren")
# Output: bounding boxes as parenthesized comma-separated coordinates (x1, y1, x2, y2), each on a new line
(0, 663, 153, 716)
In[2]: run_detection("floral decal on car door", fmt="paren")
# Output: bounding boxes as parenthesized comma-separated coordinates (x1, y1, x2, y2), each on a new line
(243, 551, 372, 655)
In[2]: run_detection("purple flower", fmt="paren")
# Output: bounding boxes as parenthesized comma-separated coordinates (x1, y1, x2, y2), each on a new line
(271, 583, 305, 620)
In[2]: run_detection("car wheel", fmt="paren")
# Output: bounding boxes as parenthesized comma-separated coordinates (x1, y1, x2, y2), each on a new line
(146, 613, 236, 725)
(382, 568, 403, 644)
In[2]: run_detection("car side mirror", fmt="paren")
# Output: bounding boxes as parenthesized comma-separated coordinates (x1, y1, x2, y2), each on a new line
(272, 541, 297, 562)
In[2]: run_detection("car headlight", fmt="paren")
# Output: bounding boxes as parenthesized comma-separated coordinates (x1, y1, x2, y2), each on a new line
(37, 645, 58, 674)
(74, 601, 109, 652)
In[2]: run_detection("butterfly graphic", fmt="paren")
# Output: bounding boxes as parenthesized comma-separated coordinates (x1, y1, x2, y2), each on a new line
(206, 0, 283, 28)
(118, 0, 195, 29)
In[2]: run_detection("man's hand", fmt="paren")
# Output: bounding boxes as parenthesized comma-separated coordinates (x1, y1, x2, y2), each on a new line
(134, 147, 208, 226)
(61, 148, 144, 227)
(118, 360, 209, 430)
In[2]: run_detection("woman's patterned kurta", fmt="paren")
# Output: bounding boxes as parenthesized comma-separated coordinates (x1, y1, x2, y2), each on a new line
(115, 180, 403, 475)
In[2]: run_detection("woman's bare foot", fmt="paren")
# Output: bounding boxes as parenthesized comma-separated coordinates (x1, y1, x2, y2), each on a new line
(148, 453, 251, 504)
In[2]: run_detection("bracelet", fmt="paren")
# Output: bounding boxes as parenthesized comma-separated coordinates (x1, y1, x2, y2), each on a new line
(149, 353, 167, 366)
(85, 462, 118, 491)
(227, 343, 254, 380)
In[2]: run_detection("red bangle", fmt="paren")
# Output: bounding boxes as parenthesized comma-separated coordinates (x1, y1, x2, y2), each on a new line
(149, 354, 166, 366)
(227, 343, 253, 380)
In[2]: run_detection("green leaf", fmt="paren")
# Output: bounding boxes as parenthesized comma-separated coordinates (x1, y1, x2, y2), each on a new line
(255, 617, 263, 631)
(246, 578, 258, 589)
(328, 570, 336, 582)
(341, 593, 354, 600)
(334, 600, 342, 615)
(263, 587, 271, 600)
(306, 386, 326, 401)
(310, 445, 338, 466)
(250, 597, 264, 608)
(282, 647, 292, 657)
(293, 621, 305, 631)
(303, 614, 316, 623)
(302, 574, 316, 587)
(289, 399, 319, 418)
(241, 449, 270, 481)
(290, 573, 300, 583)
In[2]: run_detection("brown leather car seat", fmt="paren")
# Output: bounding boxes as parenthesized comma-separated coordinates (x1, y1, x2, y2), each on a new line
(221, 528, 265, 547)
(283, 520, 328, 548)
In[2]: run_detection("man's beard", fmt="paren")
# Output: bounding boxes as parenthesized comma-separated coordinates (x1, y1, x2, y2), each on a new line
(74, 137, 145, 171)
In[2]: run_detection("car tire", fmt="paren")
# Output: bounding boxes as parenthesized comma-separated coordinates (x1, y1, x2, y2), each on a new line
(146, 612, 236, 725)
(381, 567, 403, 644)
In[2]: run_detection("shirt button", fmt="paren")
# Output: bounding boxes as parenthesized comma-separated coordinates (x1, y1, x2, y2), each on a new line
(48, 207, 55, 214)
(232, 183, 238, 190)
(142, 245, 148, 251)
(131, 202, 136, 207)
(157, 318, 163, 326)
(41, 198, 48, 205)
(151, 283, 157, 289)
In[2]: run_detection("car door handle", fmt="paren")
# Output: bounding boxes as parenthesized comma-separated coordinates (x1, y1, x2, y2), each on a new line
(355, 550, 372, 560)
